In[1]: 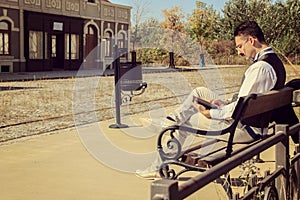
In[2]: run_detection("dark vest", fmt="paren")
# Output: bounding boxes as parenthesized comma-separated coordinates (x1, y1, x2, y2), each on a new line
(259, 53, 285, 90)
(242, 52, 299, 143)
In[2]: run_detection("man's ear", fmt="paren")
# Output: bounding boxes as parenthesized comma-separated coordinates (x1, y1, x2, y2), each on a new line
(249, 36, 256, 46)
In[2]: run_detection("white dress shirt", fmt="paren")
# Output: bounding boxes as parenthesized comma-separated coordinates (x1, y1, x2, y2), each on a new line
(210, 48, 278, 121)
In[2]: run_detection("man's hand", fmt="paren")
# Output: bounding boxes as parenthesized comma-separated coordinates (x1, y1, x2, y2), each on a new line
(192, 101, 211, 118)
(211, 99, 228, 107)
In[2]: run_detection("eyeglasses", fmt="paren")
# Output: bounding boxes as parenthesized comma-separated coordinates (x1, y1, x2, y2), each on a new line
(235, 38, 249, 50)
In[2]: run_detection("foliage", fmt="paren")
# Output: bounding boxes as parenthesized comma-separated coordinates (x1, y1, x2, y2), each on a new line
(133, 17, 160, 49)
(131, 0, 151, 50)
(272, 0, 300, 57)
(160, 6, 186, 32)
(238, 159, 261, 194)
(175, 56, 190, 66)
(136, 48, 169, 64)
(186, 1, 221, 45)
(135, 7, 197, 66)
(159, 6, 187, 57)
(221, 0, 300, 59)
(130, 0, 300, 65)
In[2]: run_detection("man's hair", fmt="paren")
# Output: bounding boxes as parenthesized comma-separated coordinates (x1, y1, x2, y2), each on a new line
(234, 20, 266, 43)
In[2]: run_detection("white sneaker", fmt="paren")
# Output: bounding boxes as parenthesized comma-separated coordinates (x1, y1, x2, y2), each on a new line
(135, 168, 160, 180)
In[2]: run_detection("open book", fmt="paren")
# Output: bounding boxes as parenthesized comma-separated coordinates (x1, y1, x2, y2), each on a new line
(193, 96, 218, 109)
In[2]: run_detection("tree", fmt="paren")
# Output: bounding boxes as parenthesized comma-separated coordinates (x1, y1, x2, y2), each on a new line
(131, 0, 150, 50)
(186, 1, 220, 45)
(135, 18, 169, 64)
(220, 0, 274, 40)
(160, 6, 185, 32)
(134, 17, 161, 49)
(275, 0, 300, 57)
(160, 6, 186, 53)
(160, 6, 186, 67)
(220, 0, 300, 58)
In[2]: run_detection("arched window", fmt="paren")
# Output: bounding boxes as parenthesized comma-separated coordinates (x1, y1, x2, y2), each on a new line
(104, 31, 112, 57)
(0, 20, 11, 55)
(117, 32, 126, 49)
(88, 25, 95, 35)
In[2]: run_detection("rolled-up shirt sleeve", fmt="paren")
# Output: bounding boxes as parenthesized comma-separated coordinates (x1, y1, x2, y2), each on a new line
(210, 101, 237, 120)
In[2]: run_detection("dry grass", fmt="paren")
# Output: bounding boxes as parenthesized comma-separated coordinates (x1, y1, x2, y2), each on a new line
(0, 65, 299, 142)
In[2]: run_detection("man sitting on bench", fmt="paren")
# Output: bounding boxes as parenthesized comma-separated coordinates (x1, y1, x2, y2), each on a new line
(136, 20, 296, 179)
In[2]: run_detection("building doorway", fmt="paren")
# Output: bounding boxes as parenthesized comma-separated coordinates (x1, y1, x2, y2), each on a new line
(51, 33, 64, 69)
(84, 25, 98, 68)
(85, 25, 97, 56)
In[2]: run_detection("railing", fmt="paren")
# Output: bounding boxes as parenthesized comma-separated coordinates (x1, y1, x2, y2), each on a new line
(151, 123, 300, 200)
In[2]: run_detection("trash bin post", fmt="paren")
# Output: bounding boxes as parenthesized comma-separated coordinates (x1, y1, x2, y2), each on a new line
(200, 53, 205, 68)
(131, 50, 136, 66)
(109, 45, 128, 129)
(169, 52, 175, 68)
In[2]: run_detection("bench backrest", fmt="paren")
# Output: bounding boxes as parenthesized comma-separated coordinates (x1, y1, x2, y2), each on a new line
(231, 87, 294, 128)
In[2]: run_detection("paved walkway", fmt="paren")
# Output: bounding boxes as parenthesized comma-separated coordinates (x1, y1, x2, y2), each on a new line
(0, 65, 232, 82)
(0, 117, 216, 200)
(0, 65, 281, 200)
(0, 69, 106, 82)
(0, 112, 280, 200)
(0, 67, 173, 82)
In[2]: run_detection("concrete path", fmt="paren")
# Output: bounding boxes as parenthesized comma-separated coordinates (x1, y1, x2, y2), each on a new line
(0, 122, 151, 200)
(0, 115, 281, 200)
(0, 65, 231, 82)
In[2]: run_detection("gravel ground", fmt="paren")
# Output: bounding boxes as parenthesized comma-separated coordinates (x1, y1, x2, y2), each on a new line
(1, 66, 299, 143)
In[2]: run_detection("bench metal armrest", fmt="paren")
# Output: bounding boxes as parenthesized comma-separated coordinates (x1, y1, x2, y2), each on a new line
(157, 125, 233, 162)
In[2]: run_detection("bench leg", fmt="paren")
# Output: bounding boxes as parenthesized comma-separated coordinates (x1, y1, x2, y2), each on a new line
(253, 153, 264, 163)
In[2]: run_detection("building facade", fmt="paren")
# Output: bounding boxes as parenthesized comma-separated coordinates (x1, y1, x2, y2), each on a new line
(0, 0, 131, 72)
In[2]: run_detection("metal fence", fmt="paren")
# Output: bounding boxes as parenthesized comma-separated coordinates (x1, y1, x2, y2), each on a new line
(151, 123, 300, 200)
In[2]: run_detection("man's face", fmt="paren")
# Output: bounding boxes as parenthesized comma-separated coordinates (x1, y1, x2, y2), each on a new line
(235, 35, 255, 60)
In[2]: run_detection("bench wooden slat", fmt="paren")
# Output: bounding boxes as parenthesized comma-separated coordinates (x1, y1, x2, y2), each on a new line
(232, 87, 293, 120)
(244, 88, 293, 119)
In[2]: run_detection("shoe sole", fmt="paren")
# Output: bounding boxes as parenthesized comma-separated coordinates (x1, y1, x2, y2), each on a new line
(135, 173, 161, 180)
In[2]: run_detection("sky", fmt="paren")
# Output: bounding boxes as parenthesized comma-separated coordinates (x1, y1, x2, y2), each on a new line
(111, 0, 228, 19)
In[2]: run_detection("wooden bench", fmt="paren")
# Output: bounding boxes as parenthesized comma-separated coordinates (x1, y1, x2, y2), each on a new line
(156, 86, 296, 180)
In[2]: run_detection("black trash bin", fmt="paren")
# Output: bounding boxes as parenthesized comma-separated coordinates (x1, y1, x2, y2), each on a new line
(118, 51, 147, 92)
(119, 62, 146, 91)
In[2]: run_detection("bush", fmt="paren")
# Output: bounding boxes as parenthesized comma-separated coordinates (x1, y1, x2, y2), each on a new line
(175, 56, 190, 66)
(136, 48, 169, 64)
